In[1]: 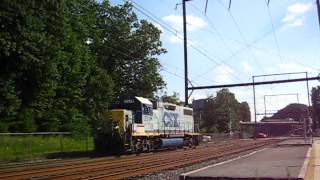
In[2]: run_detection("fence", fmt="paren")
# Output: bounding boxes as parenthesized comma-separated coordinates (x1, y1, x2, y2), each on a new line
(0, 132, 93, 162)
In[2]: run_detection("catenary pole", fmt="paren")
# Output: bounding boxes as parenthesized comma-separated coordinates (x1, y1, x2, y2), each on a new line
(252, 76, 257, 141)
(183, 0, 189, 106)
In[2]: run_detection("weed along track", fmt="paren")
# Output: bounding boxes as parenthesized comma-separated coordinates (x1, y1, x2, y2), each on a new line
(0, 139, 281, 180)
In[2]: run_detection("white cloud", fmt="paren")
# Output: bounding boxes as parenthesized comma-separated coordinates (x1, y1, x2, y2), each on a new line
(281, 3, 313, 31)
(281, 17, 305, 31)
(240, 61, 253, 73)
(163, 14, 207, 31)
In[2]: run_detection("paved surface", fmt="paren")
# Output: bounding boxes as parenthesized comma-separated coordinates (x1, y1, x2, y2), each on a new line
(180, 138, 311, 180)
(305, 138, 320, 180)
(277, 137, 312, 146)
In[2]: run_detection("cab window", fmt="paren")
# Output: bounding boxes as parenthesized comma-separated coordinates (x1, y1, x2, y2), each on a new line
(143, 104, 152, 115)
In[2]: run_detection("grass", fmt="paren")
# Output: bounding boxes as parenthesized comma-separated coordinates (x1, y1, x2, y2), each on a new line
(0, 135, 94, 162)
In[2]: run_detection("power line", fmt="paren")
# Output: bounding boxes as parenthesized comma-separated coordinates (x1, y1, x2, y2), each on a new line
(132, 1, 221, 65)
(189, 2, 254, 80)
(162, 68, 184, 80)
(98, 29, 215, 87)
(217, 0, 266, 74)
(191, 22, 319, 82)
(99, 35, 206, 87)
(192, 26, 276, 82)
(162, 62, 221, 84)
(131, 0, 318, 101)
(131, 0, 245, 84)
(215, 1, 318, 72)
(263, 0, 282, 62)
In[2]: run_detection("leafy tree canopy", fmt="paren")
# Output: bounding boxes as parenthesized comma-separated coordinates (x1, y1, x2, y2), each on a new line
(96, 2, 166, 99)
(0, 0, 165, 133)
(239, 102, 251, 122)
(161, 92, 181, 105)
(200, 89, 249, 133)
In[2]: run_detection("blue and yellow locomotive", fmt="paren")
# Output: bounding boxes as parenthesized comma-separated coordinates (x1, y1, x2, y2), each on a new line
(96, 96, 199, 153)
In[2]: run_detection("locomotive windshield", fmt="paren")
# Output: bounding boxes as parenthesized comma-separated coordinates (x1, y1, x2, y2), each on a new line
(116, 96, 153, 124)
(143, 104, 153, 115)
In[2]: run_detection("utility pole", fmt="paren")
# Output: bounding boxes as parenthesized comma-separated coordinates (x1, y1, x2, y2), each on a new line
(228, 106, 232, 136)
(183, 0, 190, 106)
(252, 76, 257, 141)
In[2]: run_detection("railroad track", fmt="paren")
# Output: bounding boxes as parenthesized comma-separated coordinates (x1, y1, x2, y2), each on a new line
(0, 139, 282, 180)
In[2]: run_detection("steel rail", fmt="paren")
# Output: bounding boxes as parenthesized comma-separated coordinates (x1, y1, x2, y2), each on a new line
(39, 142, 255, 180)
(0, 141, 240, 178)
(88, 139, 280, 180)
(0, 139, 281, 180)
(0, 139, 242, 174)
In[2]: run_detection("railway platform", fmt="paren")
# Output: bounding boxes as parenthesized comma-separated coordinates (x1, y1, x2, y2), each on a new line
(305, 138, 320, 180)
(180, 138, 315, 180)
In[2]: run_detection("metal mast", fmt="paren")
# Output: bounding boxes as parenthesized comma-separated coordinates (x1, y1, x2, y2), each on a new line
(183, 0, 189, 106)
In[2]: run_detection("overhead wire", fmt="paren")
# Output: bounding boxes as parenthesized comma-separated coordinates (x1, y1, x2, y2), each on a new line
(131, 0, 269, 102)
(132, 0, 257, 102)
(189, 2, 254, 81)
(217, 0, 267, 74)
(162, 62, 222, 84)
(186, 4, 319, 79)
(188, 2, 268, 99)
(197, 22, 319, 71)
(263, 0, 282, 62)
(99, 34, 203, 86)
(130, 0, 316, 106)
(131, 0, 246, 84)
(136, 0, 320, 75)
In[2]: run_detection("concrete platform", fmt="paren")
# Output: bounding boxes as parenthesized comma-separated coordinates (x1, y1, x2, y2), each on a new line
(277, 137, 312, 146)
(305, 138, 320, 180)
(180, 139, 311, 180)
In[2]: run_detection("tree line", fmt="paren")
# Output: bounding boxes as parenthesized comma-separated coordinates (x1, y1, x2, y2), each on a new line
(2, 0, 317, 136)
(0, 0, 165, 134)
(198, 89, 251, 133)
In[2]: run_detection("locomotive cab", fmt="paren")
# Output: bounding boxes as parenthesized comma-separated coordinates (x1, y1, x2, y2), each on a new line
(107, 97, 154, 152)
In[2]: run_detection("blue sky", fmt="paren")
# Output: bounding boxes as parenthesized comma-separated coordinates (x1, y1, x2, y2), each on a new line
(110, 0, 320, 120)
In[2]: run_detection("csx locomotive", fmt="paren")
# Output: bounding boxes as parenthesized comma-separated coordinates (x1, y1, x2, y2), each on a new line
(98, 96, 199, 153)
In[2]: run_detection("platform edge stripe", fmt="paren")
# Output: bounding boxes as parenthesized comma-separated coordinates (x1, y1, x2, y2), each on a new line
(180, 148, 267, 179)
(298, 147, 311, 179)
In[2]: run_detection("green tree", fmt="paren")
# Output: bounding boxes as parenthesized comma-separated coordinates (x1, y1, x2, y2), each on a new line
(96, 2, 166, 99)
(239, 102, 251, 122)
(0, 0, 164, 135)
(0, 0, 114, 133)
(311, 86, 320, 129)
(0, 0, 65, 132)
(201, 89, 243, 133)
(161, 92, 181, 105)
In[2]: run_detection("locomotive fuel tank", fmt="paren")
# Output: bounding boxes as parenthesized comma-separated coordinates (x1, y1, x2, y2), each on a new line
(159, 138, 184, 148)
